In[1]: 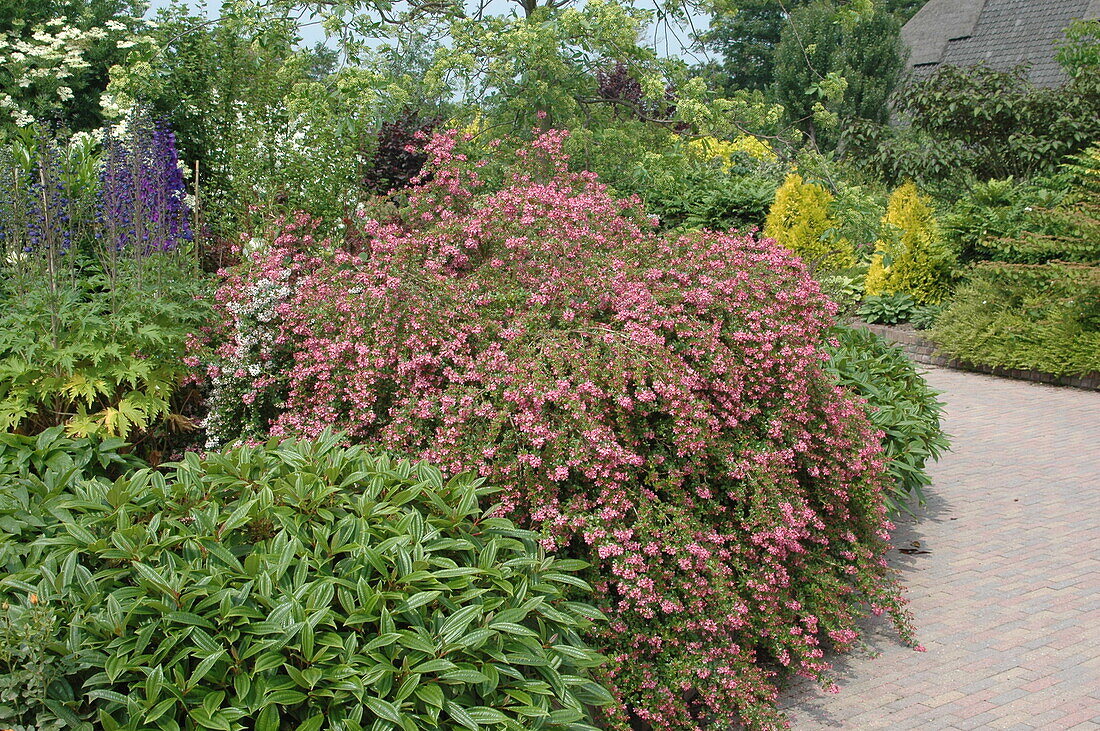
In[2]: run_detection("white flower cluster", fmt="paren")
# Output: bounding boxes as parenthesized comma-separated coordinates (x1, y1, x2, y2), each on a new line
(203, 266, 293, 448)
(0, 15, 136, 128)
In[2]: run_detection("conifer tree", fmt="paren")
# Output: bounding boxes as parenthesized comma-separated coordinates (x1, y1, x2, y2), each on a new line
(865, 182, 954, 303)
(765, 172, 854, 271)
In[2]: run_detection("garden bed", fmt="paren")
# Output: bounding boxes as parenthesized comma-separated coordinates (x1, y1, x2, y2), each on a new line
(853, 322, 1100, 392)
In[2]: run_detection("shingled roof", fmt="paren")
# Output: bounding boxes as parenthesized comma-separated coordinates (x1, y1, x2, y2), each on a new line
(901, 0, 1100, 87)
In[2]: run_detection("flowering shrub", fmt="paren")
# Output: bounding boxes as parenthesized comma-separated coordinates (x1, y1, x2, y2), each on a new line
(0, 10, 141, 133)
(202, 130, 914, 729)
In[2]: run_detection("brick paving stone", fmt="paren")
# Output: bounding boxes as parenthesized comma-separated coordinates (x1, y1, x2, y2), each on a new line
(778, 367, 1100, 729)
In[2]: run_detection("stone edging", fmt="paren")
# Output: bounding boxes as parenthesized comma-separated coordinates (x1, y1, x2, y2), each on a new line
(851, 322, 1100, 392)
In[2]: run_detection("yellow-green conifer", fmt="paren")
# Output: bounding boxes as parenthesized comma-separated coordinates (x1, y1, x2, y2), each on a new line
(864, 251, 889, 296)
(865, 182, 953, 304)
(764, 173, 855, 272)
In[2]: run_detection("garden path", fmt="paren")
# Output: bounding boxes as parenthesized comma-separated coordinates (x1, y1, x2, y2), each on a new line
(779, 366, 1100, 730)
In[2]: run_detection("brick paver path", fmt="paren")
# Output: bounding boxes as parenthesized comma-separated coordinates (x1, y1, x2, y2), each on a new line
(779, 366, 1100, 730)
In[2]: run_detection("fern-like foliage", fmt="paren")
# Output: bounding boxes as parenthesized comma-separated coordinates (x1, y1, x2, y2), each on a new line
(0, 121, 208, 448)
(0, 255, 208, 440)
(990, 144, 1100, 265)
(931, 262, 1100, 376)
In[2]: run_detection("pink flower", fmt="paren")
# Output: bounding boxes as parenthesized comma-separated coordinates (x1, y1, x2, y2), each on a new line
(200, 128, 912, 729)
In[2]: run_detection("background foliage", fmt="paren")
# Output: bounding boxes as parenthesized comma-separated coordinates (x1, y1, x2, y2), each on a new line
(772, 0, 904, 151)
(851, 63, 1100, 185)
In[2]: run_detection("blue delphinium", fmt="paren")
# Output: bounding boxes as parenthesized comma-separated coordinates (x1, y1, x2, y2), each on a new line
(98, 111, 193, 255)
(0, 135, 76, 259)
(2, 112, 193, 269)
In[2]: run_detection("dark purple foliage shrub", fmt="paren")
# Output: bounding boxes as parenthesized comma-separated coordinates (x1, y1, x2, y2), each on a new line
(596, 61, 645, 110)
(594, 62, 683, 126)
(361, 109, 443, 194)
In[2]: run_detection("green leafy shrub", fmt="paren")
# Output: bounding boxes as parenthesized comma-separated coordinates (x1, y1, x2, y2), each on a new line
(1057, 19, 1100, 79)
(909, 304, 943, 331)
(942, 177, 1060, 263)
(857, 293, 915, 325)
(818, 267, 869, 314)
(0, 428, 146, 582)
(931, 262, 1100, 377)
(844, 121, 973, 193)
(0, 427, 145, 488)
(0, 429, 145, 731)
(983, 145, 1100, 265)
(828, 182, 887, 258)
(652, 172, 780, 232)
(944, 174, 1100, 266)
(571, 126, 784, 233)
(825, 327, 949, 514)
(0, 432, 610, 731)
(932, 148, 1099, 378)
(0, 593, 84, 731)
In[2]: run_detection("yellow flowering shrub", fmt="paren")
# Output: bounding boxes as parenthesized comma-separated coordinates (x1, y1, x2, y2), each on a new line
(729, 134, 778, 162)
(685, 134, 777, 170)
(764, 172, 855, 271)
(445, 112, 487, 139)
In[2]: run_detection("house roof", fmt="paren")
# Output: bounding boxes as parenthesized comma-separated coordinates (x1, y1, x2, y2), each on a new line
(901, 0, 1100, 87)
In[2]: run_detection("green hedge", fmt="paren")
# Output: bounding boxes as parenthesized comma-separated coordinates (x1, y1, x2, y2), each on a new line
(931, 263, 1100, 377)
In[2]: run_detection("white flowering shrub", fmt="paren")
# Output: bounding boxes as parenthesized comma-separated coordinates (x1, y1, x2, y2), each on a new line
(0, 7, 141, 134)
(200, 235, 295, 447)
